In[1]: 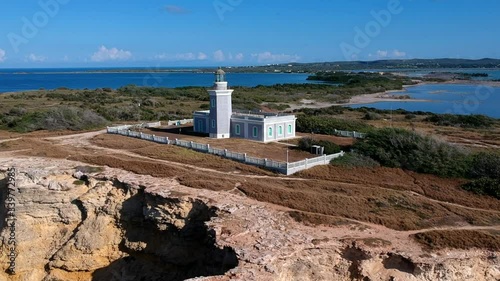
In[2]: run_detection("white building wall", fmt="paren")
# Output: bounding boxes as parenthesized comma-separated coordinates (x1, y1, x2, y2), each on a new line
(262, 116, 297, 142)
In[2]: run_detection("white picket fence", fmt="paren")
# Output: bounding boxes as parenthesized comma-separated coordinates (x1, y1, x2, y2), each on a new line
(333, 129, 366, 139)
(167, 119, 193, 126)
(107, 126, 344, 175)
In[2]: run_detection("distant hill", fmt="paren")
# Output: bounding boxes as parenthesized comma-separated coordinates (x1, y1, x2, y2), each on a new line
(223, 58, 500, 73)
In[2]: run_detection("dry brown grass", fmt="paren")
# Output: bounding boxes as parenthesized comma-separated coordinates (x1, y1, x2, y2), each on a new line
(411, 230, 500, 251)
(91, 134, 274, 175)
(138, 128, 315, 162)
(287, 211, 358, 227)
(235, 178, 500, 231)
(3, 131, 499, 234)
(73, 154, 239, 192)
(296, 165, 500, 212)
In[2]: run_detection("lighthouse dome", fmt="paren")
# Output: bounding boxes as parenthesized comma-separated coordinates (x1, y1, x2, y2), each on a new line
(215, 67, 226, 82)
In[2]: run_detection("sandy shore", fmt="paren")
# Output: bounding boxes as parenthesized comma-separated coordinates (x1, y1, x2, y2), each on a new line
(289, 85, 429, 110)
(342, 88, 431, 106)
(288, 80, 500, 110)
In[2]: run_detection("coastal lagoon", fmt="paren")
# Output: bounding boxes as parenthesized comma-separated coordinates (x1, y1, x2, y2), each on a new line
(349, 84, 500, 118)
(0, 69, 311, 93)
(2, 68, 499, 118)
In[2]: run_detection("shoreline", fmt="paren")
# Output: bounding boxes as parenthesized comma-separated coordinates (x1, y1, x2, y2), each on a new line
(289, 79, 500, 110)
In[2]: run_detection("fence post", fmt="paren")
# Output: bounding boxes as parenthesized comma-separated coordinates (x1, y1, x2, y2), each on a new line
(305, 158, 308, 169)
(244, 153, 247, 163)
(207, 144, 210, 152)
(224, 149, 228, 157)
(175, 138, 178, 145)
(190, 141, 194, 148)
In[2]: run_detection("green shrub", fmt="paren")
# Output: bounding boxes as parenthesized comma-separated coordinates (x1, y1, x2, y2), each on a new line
(462, 178, 500, 199)
(331, 152, 380, 168)
(297, 137, 341, 154)
(297, 115, 372, 134)
(405, 113, 417, 120)
(467, 151, 500, 179)
(8, 107, 108, 132)
(353, 128, 469, 177)
(363, 112, 382, 120)
(424, 114, 495, 128)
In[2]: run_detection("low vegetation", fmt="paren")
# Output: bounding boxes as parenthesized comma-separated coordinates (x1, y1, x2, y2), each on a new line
(353, 128, 469, 177)
(331, 152, 380, 168)
(307, 71, 415, 91)
(425, 114, 495, 128)
(349, 128, 500, 198)
(1, 106, 108, 132)
(412, 230, 500, 251)
(296, 115, 372, 134)
(297, 137, 341, 154)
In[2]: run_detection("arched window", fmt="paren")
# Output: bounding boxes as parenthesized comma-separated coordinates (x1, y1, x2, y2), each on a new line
(211, 98, 216, 108)
(268, 127, 273, 137)
(288, 124, 293, 134)
(278, 125, 283, 136)
(253, 126, 258, 137)
(235, 124, 240, 135)
(212, 119, 216, 128)
(197, 120, 203, 131)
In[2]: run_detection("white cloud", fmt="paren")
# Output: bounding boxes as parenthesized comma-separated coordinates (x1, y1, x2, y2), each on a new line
(235, 53, 244, 61)
(197, 52, 208, 60)
(374, 49, 406, 59)
(175, 52, 196, 60)
(251, 51, 300, 63)
(0, 49, 6, 62)
(376, 50, 388, 58)
(26, 53, 47, 62)
(213, 50, 225, 62)
(155, 52, 208, 61)
(91, 45, 132, 62)
(392, 49, 406, 58)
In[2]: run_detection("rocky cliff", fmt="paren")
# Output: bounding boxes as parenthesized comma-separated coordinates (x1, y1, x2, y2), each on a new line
(0, 157, 498, 281)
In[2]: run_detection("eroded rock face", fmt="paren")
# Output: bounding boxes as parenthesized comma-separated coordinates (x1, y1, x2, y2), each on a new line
(0, 158, 498, 281)
(0, 166, 237, 281)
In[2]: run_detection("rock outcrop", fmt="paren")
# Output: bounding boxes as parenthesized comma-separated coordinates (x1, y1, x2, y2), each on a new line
(0, 157, 498, 281)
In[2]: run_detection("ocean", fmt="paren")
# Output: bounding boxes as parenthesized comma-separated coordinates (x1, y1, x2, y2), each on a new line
(1, 68, 499, 118)
(349, 84, 500, 118)
(0, 68, 311, 93)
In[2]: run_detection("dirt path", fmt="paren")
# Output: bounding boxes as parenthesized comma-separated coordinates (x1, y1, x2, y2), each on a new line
(0, 137, 20, 144)
(41, 130, 500, 217)
(44, 130, 311, 181)
(2, 132, 499, 268)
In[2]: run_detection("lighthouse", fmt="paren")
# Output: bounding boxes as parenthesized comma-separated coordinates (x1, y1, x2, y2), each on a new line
(207, 68, 233, 138)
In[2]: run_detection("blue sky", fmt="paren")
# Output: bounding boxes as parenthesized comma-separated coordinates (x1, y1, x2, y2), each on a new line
(0, 0, 499, 67)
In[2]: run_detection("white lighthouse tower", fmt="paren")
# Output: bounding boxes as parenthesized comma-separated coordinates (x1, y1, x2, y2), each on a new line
(208, 68, 233, 139)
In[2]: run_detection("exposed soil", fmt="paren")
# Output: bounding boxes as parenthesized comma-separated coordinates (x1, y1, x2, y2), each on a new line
(1, 129, 499, 248)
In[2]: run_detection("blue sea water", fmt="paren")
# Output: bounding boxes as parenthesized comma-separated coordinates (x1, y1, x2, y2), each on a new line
(0, 68, 311, 93)
(1, 68, 499, 118)
(349, 84, 500, 118)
